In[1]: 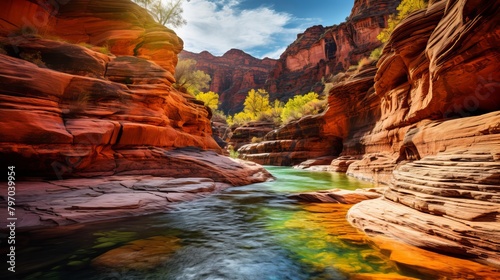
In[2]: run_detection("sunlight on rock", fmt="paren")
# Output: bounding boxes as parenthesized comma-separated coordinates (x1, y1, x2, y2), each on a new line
(369, 236, 500, 279)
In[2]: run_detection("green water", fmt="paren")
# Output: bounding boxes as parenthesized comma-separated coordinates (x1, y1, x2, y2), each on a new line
(6, 167, 416, 279)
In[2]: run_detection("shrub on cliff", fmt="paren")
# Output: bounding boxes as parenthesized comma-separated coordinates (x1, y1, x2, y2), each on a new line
(281, 92, 324, 123)
(378, 0, 428, 43)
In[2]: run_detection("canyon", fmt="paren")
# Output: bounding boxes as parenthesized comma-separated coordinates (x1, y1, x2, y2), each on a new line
(239, 0, 500, 269)
(266, 0, 400, 102)
(178, 0, 400, 113)
(0, 0, 498, 277)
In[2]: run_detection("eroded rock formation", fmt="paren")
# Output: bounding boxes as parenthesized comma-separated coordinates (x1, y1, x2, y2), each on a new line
(179, 49, 277, 114)
(0, 0, 271, 229)
(239, 114, 343, 166)
(227, 121, 275, 150)
(344, 0, 500, 267)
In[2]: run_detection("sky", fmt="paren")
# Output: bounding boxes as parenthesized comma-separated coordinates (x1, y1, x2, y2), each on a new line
(175, 0, 355, 59)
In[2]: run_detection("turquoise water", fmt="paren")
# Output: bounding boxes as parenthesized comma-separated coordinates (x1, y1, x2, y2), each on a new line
(7, 167, 414, 279)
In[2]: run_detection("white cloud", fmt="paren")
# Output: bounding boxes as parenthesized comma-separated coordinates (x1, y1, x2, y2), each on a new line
(175, 0, 297, 58)
(261, 46, 287, 59)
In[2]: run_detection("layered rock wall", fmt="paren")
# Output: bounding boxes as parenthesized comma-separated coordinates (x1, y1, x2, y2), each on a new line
(239, 114, 343, 166)
(343, 0, 500, 267)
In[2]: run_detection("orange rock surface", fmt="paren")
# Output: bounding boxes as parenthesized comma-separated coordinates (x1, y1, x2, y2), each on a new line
(0, 0, 271, 186)
(345, 0, 500, 268)
(92, 236, 181, 270)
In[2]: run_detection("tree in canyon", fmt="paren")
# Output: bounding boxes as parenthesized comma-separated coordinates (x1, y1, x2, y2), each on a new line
(228, 89, 272, 126)
(195, 91, 220, 112)
(174, 59, 211, 95)
(243, 89, 272, 119)
(132, 0, 189, 27)
(227, 90, 325, 126)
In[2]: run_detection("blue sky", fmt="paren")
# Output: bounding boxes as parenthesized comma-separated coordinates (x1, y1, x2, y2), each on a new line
(175, 0, 355, 59)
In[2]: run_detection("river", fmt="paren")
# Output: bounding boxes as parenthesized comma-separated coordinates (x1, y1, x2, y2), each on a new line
(11, 167, 419, 280)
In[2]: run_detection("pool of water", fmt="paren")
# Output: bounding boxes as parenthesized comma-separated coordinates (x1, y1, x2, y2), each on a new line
(8, 167, 415, 279)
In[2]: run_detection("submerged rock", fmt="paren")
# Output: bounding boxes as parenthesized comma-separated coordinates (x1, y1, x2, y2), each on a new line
(92, 236, 181, 270)
(289, 188, 383, 204)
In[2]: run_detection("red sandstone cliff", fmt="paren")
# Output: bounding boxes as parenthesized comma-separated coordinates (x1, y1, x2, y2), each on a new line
(0, 0, 271, 229)
(265, 0, 401, 101)
(179, 49, 276, 114)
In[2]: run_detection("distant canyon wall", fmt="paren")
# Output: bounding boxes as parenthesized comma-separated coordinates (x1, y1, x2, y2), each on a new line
(179, 49, 276, 114)
(180, 0, 400, 114)
(265, 0, 401, 101)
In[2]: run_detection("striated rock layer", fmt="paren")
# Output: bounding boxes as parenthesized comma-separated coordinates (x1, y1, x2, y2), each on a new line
(345, 0, 500, 268)
(0, 0, 272, 228)
(179, 49, 277, 114)
(227, 121, 275, 150)
(239, 114, 343, 166)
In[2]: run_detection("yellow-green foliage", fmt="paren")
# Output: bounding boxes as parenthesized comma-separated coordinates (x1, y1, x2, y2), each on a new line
(259, 99, 284, 125)
(229, 147, 240, 159)
(228, 111, 254, 126)
(227, 90, 326, 126)
(369, 47, 383, 61)
(243, 89, 271, 118)
(227, 89, 326, 125)
(281, 92, 322, 123)
(195, 91, 219, 111)
(227, 89, 280, 126)
(174, 59, 211, 95)
(377, 0, 428, 43)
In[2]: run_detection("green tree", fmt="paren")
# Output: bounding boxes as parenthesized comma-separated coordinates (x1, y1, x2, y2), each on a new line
(243, 89, 271, 119)
(195, 91, 219, 111)
(281, 92, 322, 123)
(133, 0, 189, 27)
(174, 59, 211, 95)
(378, 0, 428, 43)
